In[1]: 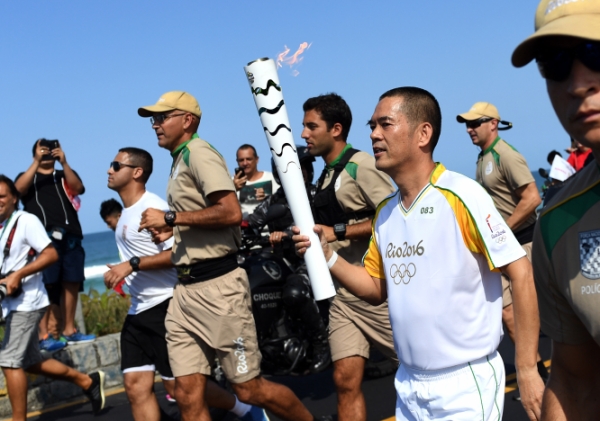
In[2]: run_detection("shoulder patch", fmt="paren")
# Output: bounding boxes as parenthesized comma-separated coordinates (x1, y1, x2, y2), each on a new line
(540, 180, 600, 259)
(345, 162, 358, 180)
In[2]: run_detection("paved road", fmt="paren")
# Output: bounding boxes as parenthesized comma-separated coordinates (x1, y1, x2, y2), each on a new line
(21, 334, 551, 421)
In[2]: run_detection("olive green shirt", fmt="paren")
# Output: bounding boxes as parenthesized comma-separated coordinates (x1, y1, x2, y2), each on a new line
(476, 137, 536, 232)
(532, 162, 600, 345)
(167, 135, 241, 266)
(319, 145, 396, 299)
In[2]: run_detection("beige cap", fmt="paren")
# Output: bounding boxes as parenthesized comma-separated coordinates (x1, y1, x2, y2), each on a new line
(456, 102, 501, 123)
(512, 0, 600, 67)
(138, 91, 202, 118)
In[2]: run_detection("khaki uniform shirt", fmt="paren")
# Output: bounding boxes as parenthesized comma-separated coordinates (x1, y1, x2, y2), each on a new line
(476, 137, 536, 232)
(532, 163, 600, 345)
(318, 145, 396, 299)
(167, 135, 241, 266)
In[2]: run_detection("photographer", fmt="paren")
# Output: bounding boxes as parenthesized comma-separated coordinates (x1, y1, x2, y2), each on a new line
(0, 175, 104, 420)
(15, 139, 95, 351)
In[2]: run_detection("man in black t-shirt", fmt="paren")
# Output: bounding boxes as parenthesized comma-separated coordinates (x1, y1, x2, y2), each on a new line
(15, 139, 95, 350)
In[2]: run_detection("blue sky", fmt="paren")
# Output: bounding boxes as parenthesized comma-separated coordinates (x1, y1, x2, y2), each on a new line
(2, 1, 565, 234)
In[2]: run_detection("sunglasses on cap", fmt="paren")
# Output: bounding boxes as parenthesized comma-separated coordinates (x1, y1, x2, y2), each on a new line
(536, 41, 600, 82)
(465, 118, 493, 129)
(110, 161, 137, 171)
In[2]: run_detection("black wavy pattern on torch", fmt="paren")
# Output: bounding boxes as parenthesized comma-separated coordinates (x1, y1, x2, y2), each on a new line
(264, 124, 291, 136)
(270, 143, 297, 157)
(252, 80, 281, 96)
(258, 100, 285, 115)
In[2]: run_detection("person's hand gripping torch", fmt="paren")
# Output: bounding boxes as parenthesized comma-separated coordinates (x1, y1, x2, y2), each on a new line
(244, 58, 336, 300)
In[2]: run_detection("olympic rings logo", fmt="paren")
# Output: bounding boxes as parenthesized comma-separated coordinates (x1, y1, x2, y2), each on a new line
(389, 263, 416, 285)
(495, 235, 506, 244)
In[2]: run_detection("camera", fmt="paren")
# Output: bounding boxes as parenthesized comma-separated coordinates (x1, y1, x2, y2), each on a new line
(0, 273, 22, 301)
(40, 139, 60, 161)
(235, 167, 244, 177)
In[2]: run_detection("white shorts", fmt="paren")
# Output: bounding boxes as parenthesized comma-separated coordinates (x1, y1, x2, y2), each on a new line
(395, 351, 505, 421)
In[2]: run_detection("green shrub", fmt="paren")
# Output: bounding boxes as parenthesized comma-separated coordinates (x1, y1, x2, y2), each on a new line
(81, 289, 130, 336)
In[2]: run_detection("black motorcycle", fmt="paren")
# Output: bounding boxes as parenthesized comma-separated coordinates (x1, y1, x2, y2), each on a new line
(238, 213, 330, 376)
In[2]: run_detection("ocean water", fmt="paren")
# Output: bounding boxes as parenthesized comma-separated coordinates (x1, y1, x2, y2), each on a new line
(82, 230, 120, 294)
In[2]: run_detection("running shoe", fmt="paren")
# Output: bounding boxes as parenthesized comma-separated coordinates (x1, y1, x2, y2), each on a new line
(83, 371, 106, 414)
(165, 393, 176, 402)
(39, 335, 67, 352)
(62, 330, 96, 345)
(240, 405, 270, 421)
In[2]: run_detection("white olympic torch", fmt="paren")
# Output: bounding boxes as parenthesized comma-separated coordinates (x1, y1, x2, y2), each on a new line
(244, 58, 336, 301)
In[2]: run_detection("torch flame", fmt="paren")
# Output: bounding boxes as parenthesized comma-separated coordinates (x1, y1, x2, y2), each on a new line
(276, 42, 311, 75)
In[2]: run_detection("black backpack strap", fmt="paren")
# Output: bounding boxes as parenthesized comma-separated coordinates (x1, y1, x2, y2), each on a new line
(2, 215, 36, 273)
(316, 148, 359, 191)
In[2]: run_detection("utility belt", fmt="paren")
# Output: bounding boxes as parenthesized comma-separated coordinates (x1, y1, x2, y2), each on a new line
(513, 222, 535, 245)
(176, 254, 239, 285)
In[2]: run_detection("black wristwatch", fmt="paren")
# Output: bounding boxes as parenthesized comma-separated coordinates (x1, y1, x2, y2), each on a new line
(334, 223, 347, 241)
(129, 256, 141, 272)
(164, 211, 177, 227)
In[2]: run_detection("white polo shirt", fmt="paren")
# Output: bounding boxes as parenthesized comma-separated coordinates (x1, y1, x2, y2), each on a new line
(363, 164, 525, 370)
(115, 191, 177, 315)
(0, 210, 51, 317)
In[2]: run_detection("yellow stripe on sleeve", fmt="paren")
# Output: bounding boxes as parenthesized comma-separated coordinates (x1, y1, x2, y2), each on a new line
(437, 189, 497, 271)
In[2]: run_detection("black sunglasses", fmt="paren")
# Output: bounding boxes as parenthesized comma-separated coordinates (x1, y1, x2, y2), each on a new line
(150, 113, 186, 125)
(110, 161, 137, 171)
(536, 41, 600, 82)
(465, 118, 493, 129)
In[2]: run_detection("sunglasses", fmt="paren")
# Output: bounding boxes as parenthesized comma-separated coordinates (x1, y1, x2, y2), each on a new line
(110, 161, 137, 171)
(465, 118, 493, 129)
(150, 113, 186, 125)
(536, 41, 600, 82)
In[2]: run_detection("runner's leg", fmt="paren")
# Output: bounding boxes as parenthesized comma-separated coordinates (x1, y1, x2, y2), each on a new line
(2, 367, 28, 421)
(175, 373, 211, 421)
(231, 376, 313, 421)
(334, 356, 366, 421)
(124, 371, 160, 421)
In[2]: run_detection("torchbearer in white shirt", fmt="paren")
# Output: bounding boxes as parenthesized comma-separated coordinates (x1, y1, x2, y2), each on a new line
(104, 147, 269, 421)
(294, 87, 545, 421)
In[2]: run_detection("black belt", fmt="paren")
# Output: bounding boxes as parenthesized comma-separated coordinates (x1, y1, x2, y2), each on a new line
(514, 222, 535, 245)
(176, 254, 239, 284)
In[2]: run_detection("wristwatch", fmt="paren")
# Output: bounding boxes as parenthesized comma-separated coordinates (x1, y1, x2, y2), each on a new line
(164, 211, 177, 227)
(129, 256, 141, 272)
(334, 223, 347, 241)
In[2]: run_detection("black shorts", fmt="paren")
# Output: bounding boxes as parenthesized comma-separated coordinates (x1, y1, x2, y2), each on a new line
(120, 298, 173, 378)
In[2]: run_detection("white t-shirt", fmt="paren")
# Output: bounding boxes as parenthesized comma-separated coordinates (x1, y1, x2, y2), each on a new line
(364, 164, 526, 371)
(0, 211, 51, 317)
(115, 191, 177, 315)
(237, 171, 280, 218)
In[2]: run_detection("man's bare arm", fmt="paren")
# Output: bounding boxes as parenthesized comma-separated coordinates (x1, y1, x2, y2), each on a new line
(320, 219, 372, 243)
(502, 256, 544, 420)
(104, 250, 173, 289)
(1, 245, 58, 295)
(14, 141, 46, 195)
(293, 225, 386, 305)
(139, 191, 242, 231)
(541, 339, 600, 420)
(506, 182, 541, 231)
(60, 161, 84, 195)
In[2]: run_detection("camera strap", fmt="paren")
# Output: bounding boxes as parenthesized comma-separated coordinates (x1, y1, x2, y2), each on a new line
(1, 215, 35, 275)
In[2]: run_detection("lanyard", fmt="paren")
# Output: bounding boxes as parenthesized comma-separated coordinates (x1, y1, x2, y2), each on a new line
(0, 211, 16, 243)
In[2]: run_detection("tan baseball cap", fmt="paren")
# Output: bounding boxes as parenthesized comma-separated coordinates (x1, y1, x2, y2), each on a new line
(138, 91, 202, 118)
(456, 102, 501, 123)
(512, 0, 600, 67)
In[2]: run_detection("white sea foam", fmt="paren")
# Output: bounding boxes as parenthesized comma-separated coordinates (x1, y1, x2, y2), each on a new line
(84, 263, 119, 279)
